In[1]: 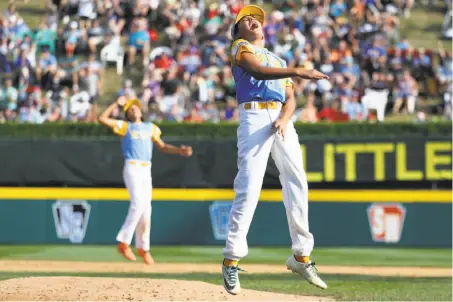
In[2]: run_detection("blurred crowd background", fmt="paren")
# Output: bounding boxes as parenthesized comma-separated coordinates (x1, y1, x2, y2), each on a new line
(0, 0, 451, 124)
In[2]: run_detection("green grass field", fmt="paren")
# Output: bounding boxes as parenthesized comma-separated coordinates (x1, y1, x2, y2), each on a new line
(0, 245, 451, 301)
(0, 245, 451, 267)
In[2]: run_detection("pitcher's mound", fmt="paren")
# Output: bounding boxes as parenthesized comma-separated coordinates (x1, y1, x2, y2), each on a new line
(0, 276, 331, 301)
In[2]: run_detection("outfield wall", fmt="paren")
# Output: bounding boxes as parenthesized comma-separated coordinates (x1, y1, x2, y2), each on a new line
(0, 188, 450, 247)
(1, 137, 451, 188)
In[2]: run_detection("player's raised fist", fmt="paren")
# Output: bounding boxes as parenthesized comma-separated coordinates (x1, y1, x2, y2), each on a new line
(116, 96, 127, 107)
(180, 145, 193, 158)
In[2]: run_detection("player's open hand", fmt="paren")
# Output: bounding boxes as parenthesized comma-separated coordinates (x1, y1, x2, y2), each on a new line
(180, 145, 193, 157)
(272, 119, 288, 140)
(297, 69, 329, 80)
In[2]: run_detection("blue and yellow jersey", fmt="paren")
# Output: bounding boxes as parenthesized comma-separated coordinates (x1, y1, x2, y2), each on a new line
(112, 121, 161, 162)
(229, 39, 294, 104)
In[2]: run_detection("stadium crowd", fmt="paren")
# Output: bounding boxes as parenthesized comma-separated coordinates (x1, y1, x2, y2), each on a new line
(0, 0, 451, 124)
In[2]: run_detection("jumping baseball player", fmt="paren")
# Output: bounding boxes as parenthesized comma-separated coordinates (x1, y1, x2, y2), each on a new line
(222, 5, 329, 294)
(98, 96, 192, 265)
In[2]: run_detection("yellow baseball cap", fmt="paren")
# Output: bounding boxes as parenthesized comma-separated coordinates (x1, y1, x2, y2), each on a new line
(123, 98, 141, 112)
(232, 5, 266, 37)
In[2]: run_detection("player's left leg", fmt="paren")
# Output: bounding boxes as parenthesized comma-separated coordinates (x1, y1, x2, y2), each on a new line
(135, 170, 154, 265)
(271, 122, 327, 289)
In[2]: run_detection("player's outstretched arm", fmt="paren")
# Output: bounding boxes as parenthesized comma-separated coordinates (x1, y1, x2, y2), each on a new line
(239, 52, 329, 81)
(153, 137, 193, 158)
(98, 96, 126, 128)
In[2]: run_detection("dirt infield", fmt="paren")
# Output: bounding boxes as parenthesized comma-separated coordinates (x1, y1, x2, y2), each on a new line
(0, 276, 332, 301)
(0, 260, 450, 277)
(0, 261, 450, 301)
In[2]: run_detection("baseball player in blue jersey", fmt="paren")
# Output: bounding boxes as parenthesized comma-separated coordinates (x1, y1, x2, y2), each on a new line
(222, 5, 329, 294)
(98, 96, 192, 265)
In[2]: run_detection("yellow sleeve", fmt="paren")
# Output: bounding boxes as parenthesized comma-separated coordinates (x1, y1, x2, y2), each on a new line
(230, 39, 255, 66)
(113, 120, 128, 137)
(152, 124, 162, 141)
(286, 77, 294, 88)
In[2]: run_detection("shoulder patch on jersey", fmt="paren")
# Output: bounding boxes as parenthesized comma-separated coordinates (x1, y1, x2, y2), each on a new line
(230, 39, 255, 66)
(151, 123, 162, 141)
(113, 120, 128, 137)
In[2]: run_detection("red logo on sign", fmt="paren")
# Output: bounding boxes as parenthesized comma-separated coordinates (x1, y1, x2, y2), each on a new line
(367, 203, 406, 243)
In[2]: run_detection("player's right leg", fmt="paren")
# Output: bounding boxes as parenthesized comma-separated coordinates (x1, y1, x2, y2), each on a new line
(116, 161, 147, 261)
(222, 106, 276, 295)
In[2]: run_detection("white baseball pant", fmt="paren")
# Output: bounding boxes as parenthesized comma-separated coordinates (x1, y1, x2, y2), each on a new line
(223, 102, 314, 261)
(116, 160, 152, 251)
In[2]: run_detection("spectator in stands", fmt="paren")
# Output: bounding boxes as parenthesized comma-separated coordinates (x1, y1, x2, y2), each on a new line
(58, 48, 79, 85)
(389, 47, 405, 76)
(393, 70, 418, 114)
(442, 82, 452, 119)
(299, 93, 319, 123)
(318, 100, 349, 122)
(264, 11, 283, 48)
(220, 97, 238, 122)
(69, 84, 91, 121)
(180, 46, 202, 81)
(184, 104, 203, 123)
(0, 0, 449, 124)
(46, 104, 64, 122)
(35, 21, 57, 54)
(13, 48, 33, 76)
(78, 0, 97, 29)
(127, 18, 150, 66)
(362, 71, 392, 122)
(87, 19, 106, 54)
(80, 54, 104, 101)
(118, 79, 137, 100)
(0, 78, 18, 113)
(141, 69, 162, 111)
(0, 35, 11, 56)
(415, 110, 427, 122)
(36, 46, 57, 89)
(18, 102, 43, 123)
(330, 0, 348, 19)
(166, 103, 185, 122)
(344, 90, 364, 121)
(334, 75, 354, 110)
(437, 50, 453, 116)
(3, 4, 18, 26)
(148, 102, 163, 122)
(396, 36, 411, 50)
(60, 0, 79, 17)
(151, 50, 177, 74)
(64, 21, 83, 56)
(45, 7, 59, 31)
(201, 101, 220, 122)
(78, 66, 100, 105)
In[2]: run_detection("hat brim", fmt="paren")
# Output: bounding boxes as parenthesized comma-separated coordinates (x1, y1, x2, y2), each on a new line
(234, 5, 266, 26)
(232, 5, 266, 38)
(123, 99, 141, 112)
